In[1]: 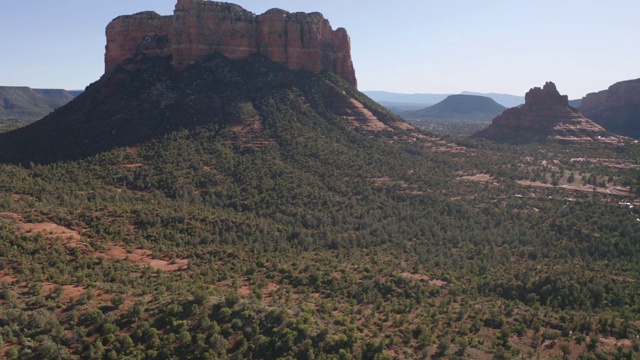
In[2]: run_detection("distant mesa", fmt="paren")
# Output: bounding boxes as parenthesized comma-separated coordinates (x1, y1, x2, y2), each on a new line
(105, 0, 357, 87)
(402, 94, 506, 123)
(472, 82, 612, 143)
(580, 78, 640, 138)
(364, 91, 524, 108)
(459, 91, 524, 108)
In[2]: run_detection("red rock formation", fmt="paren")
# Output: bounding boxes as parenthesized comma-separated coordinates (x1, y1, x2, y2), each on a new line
(105, 0, 357, 87)
(473, 82, 610, 143)
(580, 78, 640, 138)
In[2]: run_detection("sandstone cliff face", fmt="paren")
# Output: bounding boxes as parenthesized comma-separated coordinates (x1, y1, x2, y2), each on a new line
(105, 0, 357, 87)
(473, 82, 610, 143)
(580, 79, 640, 138)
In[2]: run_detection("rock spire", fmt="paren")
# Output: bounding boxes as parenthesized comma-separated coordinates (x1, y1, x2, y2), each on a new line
(472, 82, 610, 143)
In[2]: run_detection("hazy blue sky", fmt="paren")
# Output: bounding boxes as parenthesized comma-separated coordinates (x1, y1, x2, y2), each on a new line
(1, 0, 638, 99)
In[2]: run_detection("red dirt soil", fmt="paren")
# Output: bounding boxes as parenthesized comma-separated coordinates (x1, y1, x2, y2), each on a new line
(0, 270, 18, 284)
(344, 98, 392, 131)
(516, 180, 634, 196)
(458, 174, 495, 182)
(399, 272, 447, 287)
(0, 212, 85, 246)
(97, 246, 188, 271)
(1, 212, 188, 272)
(42, 283, 89, 304)
(121, 163, 144, 169)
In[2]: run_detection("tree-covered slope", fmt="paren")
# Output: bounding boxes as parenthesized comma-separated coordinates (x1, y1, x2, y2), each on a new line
(0, 54, 639, 359)
(0, 54, 406, 165)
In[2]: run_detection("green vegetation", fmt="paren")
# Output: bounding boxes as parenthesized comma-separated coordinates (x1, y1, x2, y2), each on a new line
(411, 119, 491, 137)
(0, 56, 639, 359)
(0, 86, 75, 127)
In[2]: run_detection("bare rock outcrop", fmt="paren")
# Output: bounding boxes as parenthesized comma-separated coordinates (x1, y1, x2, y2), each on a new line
(580, 78, 640, 138)
(472, 82, 610, 143)
(105, 0, 357, 87)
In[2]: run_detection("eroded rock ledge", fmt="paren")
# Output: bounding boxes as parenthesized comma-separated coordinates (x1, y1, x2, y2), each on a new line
(472, 82, 610, 143)
(105, 0, 357, 87)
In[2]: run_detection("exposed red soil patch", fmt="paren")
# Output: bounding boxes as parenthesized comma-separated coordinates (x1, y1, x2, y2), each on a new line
(265, 282, 280, 293)
(593, 135, 626, 144)
(516, 181, 556, 189)
(571, 157, 640, 170)
(383, 350, 397, 358)
(398, 190, 426, 195)
(96, 246, 188, 271)
(370, 177, 393, 184)
(610, 275, 636, 283)
(10, 194, 35, 201)
(464, 347, 495, 360)
(22, 222, 82, 241)
(599, 336, 633, 349)
(458, 174, 495, 182)
(230, 117, 263, 134)
(516, 180, 634, 196)
(238, 286, 252, 296)
(392, 134, 420, 144)
(213, 278, 282, 299)
(0, 212, 21, 221)
(0, 270, 18, 284)
(550, 135, 597, 142)
(121, 163, 143, 169)
(0, 212, 89, 248)
(399, 272, 447, 287)
(229, 114, 276, 148)
(343, 98, 392, 131)
(245, 138, 277, 147)
(390, 121, 415, 130)
(42, 283, 89, 303)
(477, 327, 498, 339)
(0, 212, 188, 272)
(423, 139, 469, 153)
(1, 344, 16, 358)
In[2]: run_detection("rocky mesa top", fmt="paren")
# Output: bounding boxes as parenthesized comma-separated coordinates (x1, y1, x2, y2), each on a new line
(105, 0, 357, 87)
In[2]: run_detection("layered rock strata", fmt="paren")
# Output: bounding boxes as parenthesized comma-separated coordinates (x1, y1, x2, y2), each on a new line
(473, 82, 609, 143)
(105, 0, 357, 87)
(580, 78, 640, 138)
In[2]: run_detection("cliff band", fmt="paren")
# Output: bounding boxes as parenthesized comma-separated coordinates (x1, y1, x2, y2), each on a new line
(472, 82, 609, 142)
(105, 0, 357, 87)
(580, 78, 640, 138)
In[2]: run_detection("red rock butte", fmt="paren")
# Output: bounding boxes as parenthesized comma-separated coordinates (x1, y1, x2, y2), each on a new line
(105, 0, 357, 87)
(473, 82, 609, 142)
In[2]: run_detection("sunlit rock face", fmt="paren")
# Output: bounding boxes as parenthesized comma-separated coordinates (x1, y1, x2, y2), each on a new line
(473, 82, 609, 143)
(580, 79, 640, 138)
(105, 0, 357, 87)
